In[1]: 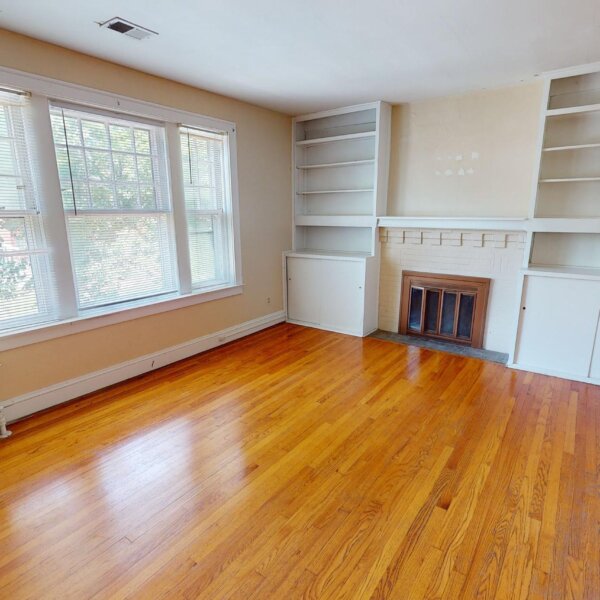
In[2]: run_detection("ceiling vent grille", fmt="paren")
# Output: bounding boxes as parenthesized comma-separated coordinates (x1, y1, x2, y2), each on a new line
(99, 17, 158, 40)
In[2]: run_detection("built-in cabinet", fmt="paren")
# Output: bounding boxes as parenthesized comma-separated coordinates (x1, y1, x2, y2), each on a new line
(287, 253, 377, 336)
(513, 66, 600, 384)
(516, 276, 600, 379)
(285, 102, 391, 336)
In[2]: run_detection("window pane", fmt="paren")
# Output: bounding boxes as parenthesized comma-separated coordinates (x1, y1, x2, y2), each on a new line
(89, 183, 115, 209)
(0, 137, 17, 175)
(0, 217, 29, 252)
(109, 124, 134, 152)
(68, 214, 176, 308)
(82, 119, 109, 149)
(134, 129, 151, 154)
(113, 153, 137, 181)
(188, 215, 217, 284)
(85, 149, 113, 180)
(0, 254, 39, 322)
(116, 185, 139, 209)
(50, 105, 176, 311)
(136, 156, 153, 182)
(0, 92, 53, 332)
(0, 106, 9, 136)
(440, 291, 457, 336)
(0, 112, 27, 211)
(0, 176, 23, 211)
(180, 128, 231, 288)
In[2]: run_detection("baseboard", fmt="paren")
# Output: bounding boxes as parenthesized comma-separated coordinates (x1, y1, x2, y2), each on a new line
(2, 311, 286, 423)
(507, 362, 600, 386)
(285, 319, 365, 338)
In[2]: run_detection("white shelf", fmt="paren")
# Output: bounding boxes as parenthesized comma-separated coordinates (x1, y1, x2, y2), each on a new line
(524, 265, 600, 281)
(530, 218, 600, 233)
(376, 216, 528, 231)
(297, 188, 374, 195)
(296, 159, 375, 170)
(539, 177, 600, 183)
(546, 103, 600, 117)
(295, 131, 376, 147)
(286, 249, 371, 260)
(295, 215, 376, 227)
(543, 143, 600, 152)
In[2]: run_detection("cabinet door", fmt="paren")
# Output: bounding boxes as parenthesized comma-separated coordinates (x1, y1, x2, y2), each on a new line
(319, 259, 365, 333)
(286, 257, 321, 324)
(515, 276, 600, 377)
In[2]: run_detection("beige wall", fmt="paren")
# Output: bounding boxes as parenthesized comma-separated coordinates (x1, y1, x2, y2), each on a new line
(0, 29, 292, 400)
(388, 82, 544, 217)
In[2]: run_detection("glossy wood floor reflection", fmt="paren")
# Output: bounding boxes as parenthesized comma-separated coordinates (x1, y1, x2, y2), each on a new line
(1, 324, 599, 599)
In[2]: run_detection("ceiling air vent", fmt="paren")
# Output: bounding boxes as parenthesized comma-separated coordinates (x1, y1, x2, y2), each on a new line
(99, 17, 158, 40)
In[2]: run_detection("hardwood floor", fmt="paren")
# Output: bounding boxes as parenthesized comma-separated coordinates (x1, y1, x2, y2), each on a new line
(1, 323, 599, 599)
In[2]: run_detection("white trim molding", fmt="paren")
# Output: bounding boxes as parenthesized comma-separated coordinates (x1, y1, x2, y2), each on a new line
(0, 65, 235, 133)
(2, 310, 285, 424)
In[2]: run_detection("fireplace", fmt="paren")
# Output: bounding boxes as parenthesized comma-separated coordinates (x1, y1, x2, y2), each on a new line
(399, 271, 490, 348)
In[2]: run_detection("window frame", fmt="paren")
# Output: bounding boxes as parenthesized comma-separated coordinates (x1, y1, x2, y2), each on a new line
(0, 66, 242, 351)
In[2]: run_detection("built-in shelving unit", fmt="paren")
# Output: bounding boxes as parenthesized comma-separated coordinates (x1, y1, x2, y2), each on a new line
(535, 71, 600, 221)
(531, 69, 600, 256)
(286, 101, 392, 336)
(292, 101, 391, 253)
(512, 65, 600, 384)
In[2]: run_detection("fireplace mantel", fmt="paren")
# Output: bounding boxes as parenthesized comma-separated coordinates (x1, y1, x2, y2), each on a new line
(377, 216, 528, 231)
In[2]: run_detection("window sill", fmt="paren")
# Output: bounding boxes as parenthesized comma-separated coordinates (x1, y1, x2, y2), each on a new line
(0, 283, 243, 351)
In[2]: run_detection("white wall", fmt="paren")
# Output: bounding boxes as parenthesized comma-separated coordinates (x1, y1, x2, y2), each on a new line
(378, 228, 525, 353)
(387, 82, 544, 217)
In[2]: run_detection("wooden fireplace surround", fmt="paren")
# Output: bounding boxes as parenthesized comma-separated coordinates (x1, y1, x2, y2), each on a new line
(399, 271, 491, 348)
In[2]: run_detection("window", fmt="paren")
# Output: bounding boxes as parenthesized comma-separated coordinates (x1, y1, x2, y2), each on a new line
(0, 90, 53, 328)
(49, 105, 177, 310)
(180, 127, 232, 288)
(0, 74, 240, 342)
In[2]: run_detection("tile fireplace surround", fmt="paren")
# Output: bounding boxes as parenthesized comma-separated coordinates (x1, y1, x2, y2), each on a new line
(378, 228, 526, 354)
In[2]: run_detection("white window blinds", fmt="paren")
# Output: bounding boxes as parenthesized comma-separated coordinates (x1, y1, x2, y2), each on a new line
(180, 127, 231, 288)
(49, 104, 178, 310)
(0, 90, 54, 329)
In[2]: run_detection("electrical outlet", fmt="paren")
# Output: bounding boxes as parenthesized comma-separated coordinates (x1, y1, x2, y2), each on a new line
(266, 297, 271, 304)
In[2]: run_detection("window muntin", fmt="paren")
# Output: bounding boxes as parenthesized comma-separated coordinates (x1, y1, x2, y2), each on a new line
(180, 127, 232, 289)
(49, 105, 178, 310)
(0, 92, 53, 329)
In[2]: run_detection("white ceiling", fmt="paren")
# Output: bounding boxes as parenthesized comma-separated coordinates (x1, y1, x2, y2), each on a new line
(1, 0, 600, 115)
